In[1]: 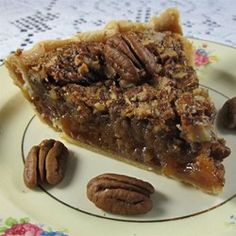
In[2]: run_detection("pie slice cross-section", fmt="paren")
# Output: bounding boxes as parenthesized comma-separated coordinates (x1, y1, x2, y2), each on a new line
(5, 8, 230, 194)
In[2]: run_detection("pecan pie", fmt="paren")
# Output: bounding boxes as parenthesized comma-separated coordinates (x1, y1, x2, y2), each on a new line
(6, 8, 230, 194)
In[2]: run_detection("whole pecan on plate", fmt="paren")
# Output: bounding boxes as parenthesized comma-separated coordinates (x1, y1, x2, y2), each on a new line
(23, 139, 69, 188)
(87, 173, 155, 215)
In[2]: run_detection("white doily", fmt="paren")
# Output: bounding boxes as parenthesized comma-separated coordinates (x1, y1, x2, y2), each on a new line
(0, 0, 235, 64)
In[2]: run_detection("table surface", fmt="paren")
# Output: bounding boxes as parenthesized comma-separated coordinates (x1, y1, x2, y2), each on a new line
(0, 0, 235, 64)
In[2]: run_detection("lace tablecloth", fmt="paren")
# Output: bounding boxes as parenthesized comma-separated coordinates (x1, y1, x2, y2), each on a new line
(0, 0, 235, 64)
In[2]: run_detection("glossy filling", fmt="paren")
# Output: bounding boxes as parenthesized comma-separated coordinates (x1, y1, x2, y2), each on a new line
(25, 29, 230, 192)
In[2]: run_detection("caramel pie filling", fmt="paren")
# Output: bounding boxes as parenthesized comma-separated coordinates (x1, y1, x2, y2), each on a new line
(20, 29, 230, 192)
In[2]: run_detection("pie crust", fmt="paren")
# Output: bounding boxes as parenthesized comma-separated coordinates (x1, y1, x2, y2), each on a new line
(5, 8, 230, 194)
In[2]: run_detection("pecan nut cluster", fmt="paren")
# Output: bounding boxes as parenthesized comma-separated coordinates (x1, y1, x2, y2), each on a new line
(23, 139, 69, 188)
(104, 32, 157, 87)
(87, 173, 155, 215)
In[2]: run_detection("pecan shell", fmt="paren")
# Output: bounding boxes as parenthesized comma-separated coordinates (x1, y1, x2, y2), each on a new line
(87, 173, 155, 215)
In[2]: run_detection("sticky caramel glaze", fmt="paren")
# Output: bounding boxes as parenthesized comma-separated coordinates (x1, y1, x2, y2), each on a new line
(28, 79, 226, 193)
(59, 107, 224, 194)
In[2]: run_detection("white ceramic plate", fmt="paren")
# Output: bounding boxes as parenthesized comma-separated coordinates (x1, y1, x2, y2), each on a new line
(0, 39, 236, 235)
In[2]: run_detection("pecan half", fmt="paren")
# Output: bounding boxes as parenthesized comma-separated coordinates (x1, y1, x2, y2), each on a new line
(107, 35, 142, 69)
(38, 139, 55, 183)
(122, 32, 157, 75)
(104, 44, 140, 83)
(220, 97, 236, 129)
(24, 146, 40, 189)
(45, 140, 68, 185)
(87, 173, 155, 215)
(23, 139, 69, 188)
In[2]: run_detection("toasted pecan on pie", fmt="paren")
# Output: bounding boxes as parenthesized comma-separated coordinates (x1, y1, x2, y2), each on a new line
(5, 8, 230, 194)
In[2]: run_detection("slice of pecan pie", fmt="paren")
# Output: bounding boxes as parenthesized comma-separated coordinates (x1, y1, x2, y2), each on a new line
(6, 8, 230, 193)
